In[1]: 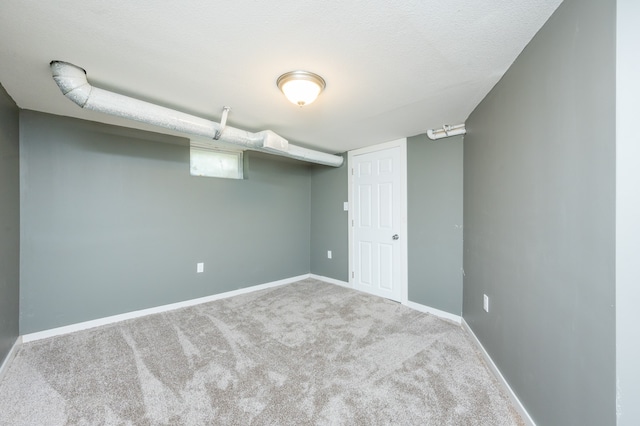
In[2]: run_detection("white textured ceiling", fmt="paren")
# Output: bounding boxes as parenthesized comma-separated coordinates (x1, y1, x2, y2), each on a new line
(0, 0, 562, 154)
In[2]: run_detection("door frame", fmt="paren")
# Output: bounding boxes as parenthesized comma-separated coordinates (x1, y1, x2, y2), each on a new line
(347, 138, 408, 304)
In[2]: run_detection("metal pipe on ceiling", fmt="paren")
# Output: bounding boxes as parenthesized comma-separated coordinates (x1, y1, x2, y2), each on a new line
(426, 124, 466, 140)
(50, 61, 343, 167)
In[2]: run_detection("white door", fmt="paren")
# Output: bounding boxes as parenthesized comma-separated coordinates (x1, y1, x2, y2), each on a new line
(348, 139, 407, 303)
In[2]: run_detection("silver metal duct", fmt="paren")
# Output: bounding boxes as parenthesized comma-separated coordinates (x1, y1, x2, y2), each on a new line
(50, 61, 343, 167)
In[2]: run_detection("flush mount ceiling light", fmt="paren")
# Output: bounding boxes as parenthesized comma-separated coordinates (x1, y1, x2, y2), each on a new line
(277, 70, 326, 107)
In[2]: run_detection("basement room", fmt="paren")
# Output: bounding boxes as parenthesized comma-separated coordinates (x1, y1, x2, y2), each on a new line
(0, 0, 637, 425)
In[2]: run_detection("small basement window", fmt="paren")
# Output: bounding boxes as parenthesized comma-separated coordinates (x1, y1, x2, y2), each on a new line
(190, 143, 243, 179)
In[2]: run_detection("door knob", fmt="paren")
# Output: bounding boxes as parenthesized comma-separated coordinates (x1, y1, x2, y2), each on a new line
(392, 234, 399, 240)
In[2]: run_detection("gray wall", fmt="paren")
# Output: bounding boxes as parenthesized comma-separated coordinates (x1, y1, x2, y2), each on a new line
(407, 134, 463, 315)
(462, 0, 615, 425)
(309, 139, 464, 311)
(309, 160, 348, 281)
(0, 84, 20, 363)
(19, 111, 311, 334)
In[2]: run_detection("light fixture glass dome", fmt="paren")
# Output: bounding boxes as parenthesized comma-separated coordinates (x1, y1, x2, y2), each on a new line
(277, 71, 326, 106)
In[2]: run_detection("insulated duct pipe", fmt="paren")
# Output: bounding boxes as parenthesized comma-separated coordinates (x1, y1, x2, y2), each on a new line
(50, 61, 343, 167)
(426, 123, 466, 140)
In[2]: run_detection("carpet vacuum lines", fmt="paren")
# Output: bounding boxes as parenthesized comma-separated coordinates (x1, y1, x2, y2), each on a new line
(0, 279, 524, 425)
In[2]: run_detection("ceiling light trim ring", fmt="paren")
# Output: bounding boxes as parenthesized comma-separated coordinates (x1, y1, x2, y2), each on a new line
(277, 70, 326, 107)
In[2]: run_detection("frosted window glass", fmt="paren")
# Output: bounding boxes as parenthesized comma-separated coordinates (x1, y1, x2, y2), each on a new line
(190, 147, 243, 179)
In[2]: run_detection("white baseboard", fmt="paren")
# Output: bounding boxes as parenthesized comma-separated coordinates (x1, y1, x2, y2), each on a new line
(309, 274, 350, 288)
(22, 274, 309, 343)
(313, 278, 462, 326)
(405, 300, 462, 324)
(462, 318, 536, 426)
(0, 336, 22, 383)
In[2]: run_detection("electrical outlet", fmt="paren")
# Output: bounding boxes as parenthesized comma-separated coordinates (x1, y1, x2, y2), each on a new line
(483, 294, 489, 312)
(327, 250, 332, 259)
(197, 262, 204, 273)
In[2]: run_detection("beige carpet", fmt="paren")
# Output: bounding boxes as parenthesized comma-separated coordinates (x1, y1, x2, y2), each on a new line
(0, 279, 523, 425)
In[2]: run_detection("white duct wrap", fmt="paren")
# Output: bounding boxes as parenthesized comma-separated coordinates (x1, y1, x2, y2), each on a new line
(426, 123, 466, 140)
(50, 61, 343, 167)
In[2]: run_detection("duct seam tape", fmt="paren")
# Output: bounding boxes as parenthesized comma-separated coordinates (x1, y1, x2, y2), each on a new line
(260, 131, 289, 152)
